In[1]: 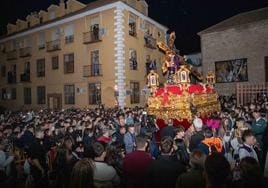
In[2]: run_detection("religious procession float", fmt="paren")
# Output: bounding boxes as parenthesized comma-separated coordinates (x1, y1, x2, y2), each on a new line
(146, 32, 221, 123)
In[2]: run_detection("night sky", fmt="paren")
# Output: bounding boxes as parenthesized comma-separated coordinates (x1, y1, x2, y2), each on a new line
(1, 0, 268, 54)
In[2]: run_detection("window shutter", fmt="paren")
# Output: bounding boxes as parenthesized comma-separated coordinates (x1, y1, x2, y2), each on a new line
(64, 24, 74, 36)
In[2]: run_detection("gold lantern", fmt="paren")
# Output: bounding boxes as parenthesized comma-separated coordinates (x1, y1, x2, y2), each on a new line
(147, 70, 159, 93)
(206, 70, 216, 87)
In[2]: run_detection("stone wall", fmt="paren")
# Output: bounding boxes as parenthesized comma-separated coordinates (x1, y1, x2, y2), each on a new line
(200, 20, 268, 95)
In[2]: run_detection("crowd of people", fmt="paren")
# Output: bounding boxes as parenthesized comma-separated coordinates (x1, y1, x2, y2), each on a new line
(0, 94, 268, 188)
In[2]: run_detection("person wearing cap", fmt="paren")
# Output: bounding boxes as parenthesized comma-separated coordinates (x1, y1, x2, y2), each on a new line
(124, 124, 136, 154)
(251, 109, 266, 147)
(189, 118, 205, 152)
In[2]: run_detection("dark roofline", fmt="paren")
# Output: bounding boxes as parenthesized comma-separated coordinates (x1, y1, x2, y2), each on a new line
(198, 7, 268, 35)
(0, 0, 119, 40)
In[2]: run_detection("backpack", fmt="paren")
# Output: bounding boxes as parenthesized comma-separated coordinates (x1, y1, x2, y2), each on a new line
(235, 145, 253, 161)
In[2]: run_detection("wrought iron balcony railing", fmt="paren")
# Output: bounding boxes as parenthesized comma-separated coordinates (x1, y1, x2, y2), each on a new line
(7, 72, 16, 84)
(19, 47, 32, 57)
(20, 72, 30, 82)
(83, 64, 103, 77)
(83, 31, 102, 44)
(144, 35, 157, 49)
(46, 39, 61, 52)
(6, 50, 17, 60)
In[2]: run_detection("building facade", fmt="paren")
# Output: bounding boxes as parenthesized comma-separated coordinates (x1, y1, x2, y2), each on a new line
(0, 0, 167, 110)
(199, 7, 268, 95)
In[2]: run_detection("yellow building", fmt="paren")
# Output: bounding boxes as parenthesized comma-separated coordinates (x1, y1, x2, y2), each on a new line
(0, 0, 167, 110)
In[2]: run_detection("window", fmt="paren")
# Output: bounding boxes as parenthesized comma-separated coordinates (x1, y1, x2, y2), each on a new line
(1, 66, 6, 77)
(64, 85, 75, 104)
(24, 62, 30, 73)
(24, 87, 31, 104)
(14, 40, 20, 50)
(129, 14, 137, 37)
(27, 22, 30, 28)
(38, 32, 45, 49)
(11, 88, 16, 100)
(52, 56, 59, 69)
(40, 17, 43, 23)
(129, 49, 137, 70)
(36, 58, 45, 77)
(91, 50, 101, 76)
(130, 81, 140, 104)
(64, 53, 74, 73)
(65, 24, 74, 44)
(88, 83, 101, 105)
(52, 28, 61, 40)
(50, 11, 56, 20)
(37, 86, 46, 104)
(1, 88, 6, 100)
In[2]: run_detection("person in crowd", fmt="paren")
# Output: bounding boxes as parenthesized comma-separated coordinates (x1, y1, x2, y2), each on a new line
(174, 126, 189, 165)
(20, 125, 35, 149)
(231, 118, 248, 160)
(93, 141, 120, 188)
(184, 123, 195, 149)
(105, 142, 125, 186)
(97, 128, 111, 145)
(62, 136, 80, 161)
(251, 109, 266, 146)
(160, 118, 175, 139)
(82, 127, 96, 148)
(239, 130, 259, 162)
(69, 158, 95, 188)
(51, 148, 74, 188)
(176, 149, 206, 188)
(112, 126, 126, 148)
(189, 117, 204, 152)
(27, 128, 48, 188)
(124, 124, 136, 154)
(233, 157, 268, 188)
(123, 136, 152, 188)
(199, 128, 223, 155)
(0, 139, 14, 175)
(126, 111, 134, 126)
(145, 136, 186, 188)
(204, 153, 231, 188)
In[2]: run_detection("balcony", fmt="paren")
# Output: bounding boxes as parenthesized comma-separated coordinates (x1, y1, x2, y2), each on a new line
(6, 50, 17, 60)
(144, 35, 157, 49)
(20, 72, 30, 82)
(65, 35, 74, 44)
(38, 44, 45, 50)
(19, 47, 32, 57)
(83, 31, 102, 44)
(7, 72, 16, 84)
(46, 39, 61, 52)
(83, 64, 102, 77)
